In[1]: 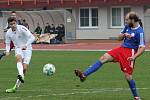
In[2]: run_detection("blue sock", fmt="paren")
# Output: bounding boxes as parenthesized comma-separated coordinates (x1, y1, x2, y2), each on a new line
(84, 60, 103, 77)
(128, 79, 138, 97)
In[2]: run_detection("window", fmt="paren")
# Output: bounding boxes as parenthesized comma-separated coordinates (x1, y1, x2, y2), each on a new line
(79, 8, 98, 28)
(92, 8, 98, 26)
(111, 7, 131, 28)
(123, 8, 131, 24)
(112, 8, 121, 26)
(80, 8, 89, 27)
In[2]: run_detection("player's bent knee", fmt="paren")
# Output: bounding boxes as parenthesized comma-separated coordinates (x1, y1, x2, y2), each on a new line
(99, 56, 107, 63)
(16, 55, 22, 62)
(124, 73, 132, 81)
(23, 64, 28, 69)
(23, 64, 29, 74)
(99, 53, 113, 63)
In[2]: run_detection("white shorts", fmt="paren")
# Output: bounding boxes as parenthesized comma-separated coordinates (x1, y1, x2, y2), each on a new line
(15, 48, 32, 65)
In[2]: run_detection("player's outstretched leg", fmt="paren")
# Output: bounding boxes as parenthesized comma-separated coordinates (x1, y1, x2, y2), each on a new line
(75, 60, 102, 82)
(6, 79, 21, 93)
(6, 61, 24, 93)
(6, 63, 28, 93)
(124, 73, 141, 100)
(6, 66, 24, 93)
(16, 55, 24, 83)
(6, 85, 16, 93)
(17, 74, 24, 83)
(74, 53, 114, 82)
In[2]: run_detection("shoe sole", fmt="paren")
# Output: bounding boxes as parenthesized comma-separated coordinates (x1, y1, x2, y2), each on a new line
(6, 90, 15, 93)
(74, 70, 79, 76)
(74, 70, 86, 82)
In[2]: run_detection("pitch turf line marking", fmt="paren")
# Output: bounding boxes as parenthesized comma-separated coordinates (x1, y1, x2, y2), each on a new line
(0, 97, 22, 100)
(24, 49, 150, 51)
(0, 88, 149, 92)
(1, 49, 150, 51)
(0, 88, 149, 100)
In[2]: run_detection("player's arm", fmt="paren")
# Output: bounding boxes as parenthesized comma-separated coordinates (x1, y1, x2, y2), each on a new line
(118, 32, 134, 41)
(5, 33, 11, 56)
(128, 32, 145, 61)
(118, 25, 128, 41)
(133, 46, 145, 59)
(118, 34, 125, 41)
(21, 26, 35, 49)
(134, 32, 146, 59)
(118, 33, 133, 41)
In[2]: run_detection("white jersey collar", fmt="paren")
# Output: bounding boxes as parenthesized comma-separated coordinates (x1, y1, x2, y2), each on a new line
(131, 25, 140, 30)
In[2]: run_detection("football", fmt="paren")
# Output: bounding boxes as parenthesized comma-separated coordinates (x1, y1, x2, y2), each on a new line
(43, 63, 56, 76)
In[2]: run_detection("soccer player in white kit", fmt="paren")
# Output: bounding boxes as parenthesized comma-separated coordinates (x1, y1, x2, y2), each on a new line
(5, 17, 35, 93)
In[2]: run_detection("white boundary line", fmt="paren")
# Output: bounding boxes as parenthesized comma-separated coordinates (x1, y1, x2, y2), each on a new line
(1, 49, 150, 51)
(0, 88, 149, 100)
(0, 88, 148, 92)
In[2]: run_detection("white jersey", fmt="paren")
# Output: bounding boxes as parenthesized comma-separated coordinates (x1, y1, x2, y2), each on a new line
(5, 25, 35, 52)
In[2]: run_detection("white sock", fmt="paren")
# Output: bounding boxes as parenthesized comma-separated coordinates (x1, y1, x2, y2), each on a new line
(17, 62, 24, 76)
(15, 79, 21, 88)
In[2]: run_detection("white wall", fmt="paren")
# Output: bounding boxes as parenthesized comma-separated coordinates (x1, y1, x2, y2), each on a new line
(144, 8, 150, 42)
(0, 6, 145, 40)
(132, 6, 144, 23)
(74, 6, 144, 39)
(0, 17, 5, 39)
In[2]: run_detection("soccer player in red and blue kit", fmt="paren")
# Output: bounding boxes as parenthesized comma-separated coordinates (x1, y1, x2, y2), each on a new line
(74, 12, 145, 100)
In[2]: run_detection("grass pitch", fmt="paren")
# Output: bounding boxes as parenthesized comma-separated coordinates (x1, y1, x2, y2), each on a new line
(0, 51, 149, 100)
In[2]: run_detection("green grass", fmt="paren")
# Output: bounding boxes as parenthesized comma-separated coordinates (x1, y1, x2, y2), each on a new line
(0, 51, 149, 100)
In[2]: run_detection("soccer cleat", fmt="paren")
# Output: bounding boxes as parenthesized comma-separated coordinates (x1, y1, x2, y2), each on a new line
(134, 97, 142, 100)
(0, 52, 5, 60)
(17, 75, 24, 83)
(6, 85, 16, 93)
(74, 69, 86, 82)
